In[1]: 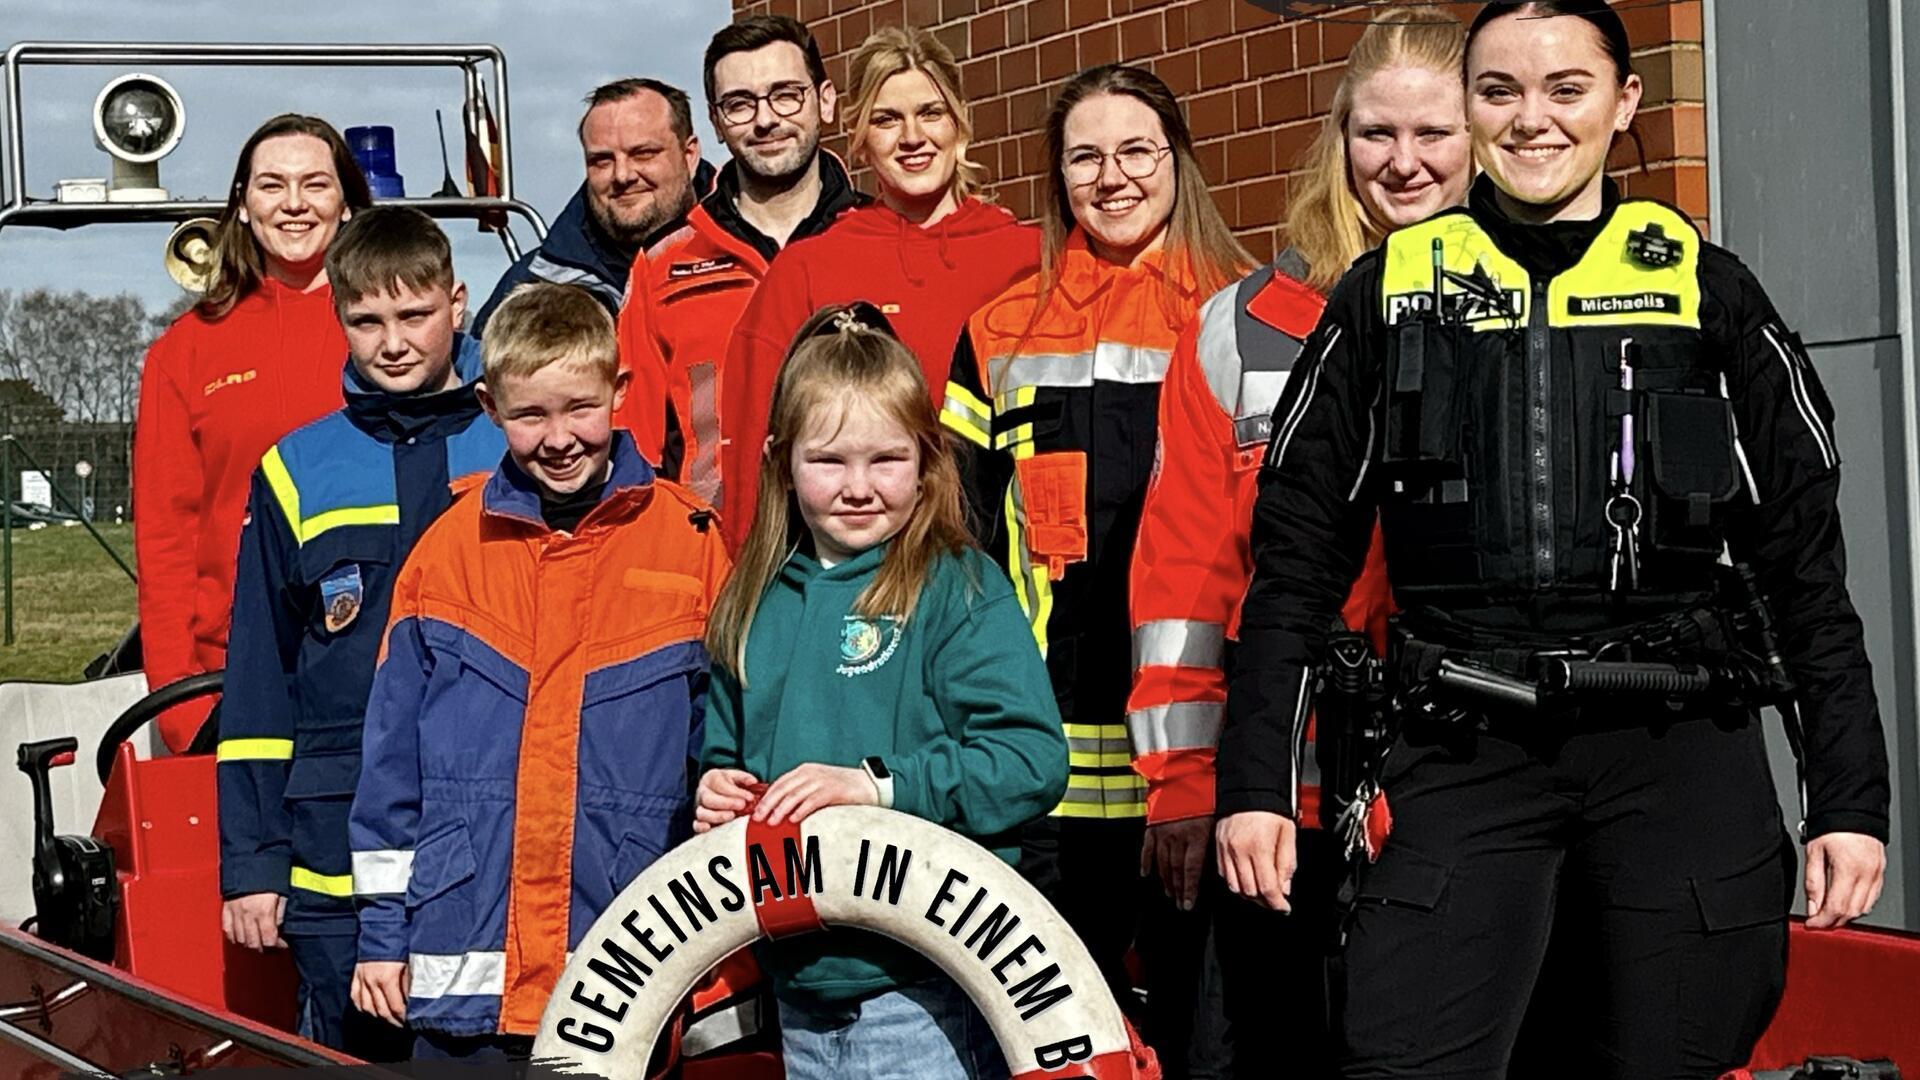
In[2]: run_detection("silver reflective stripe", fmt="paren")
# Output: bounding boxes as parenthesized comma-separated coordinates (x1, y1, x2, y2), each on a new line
(996, 351, 1093, 391)
(409, 950, 505, 1000)
(1349, 380, 1380, 503)
(1300, 744, 1322, 790)
(528, 254, 624, 309)
(684, 998, 761, 1057)
(1195, 285, 1243, 411)
(1068, 735, 1134, 756)
(945, 387, 991, 427)
(1720, 373, 1761, 504)
(686, 360, 723, 507)
(351, 850, 414, 896)
(1095, 341, 1173, 383)
(1126, 701, 1224, 755)
(994, 343, 1175, 393)
(1269, 327, 1339, 468)
(1132, 619, 1226, 671)
(1286, 666, 1312, 812)
(1237, 370, 1289, 419)
(1762, 325, 1838, 470)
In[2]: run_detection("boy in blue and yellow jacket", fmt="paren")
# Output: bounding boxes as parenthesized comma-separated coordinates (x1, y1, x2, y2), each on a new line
(347, 281, 729, 1061)
(217, 206, 504, 1059)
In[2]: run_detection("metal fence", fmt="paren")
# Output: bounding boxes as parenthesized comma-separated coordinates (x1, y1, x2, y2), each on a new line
(0, 410, 133, 524)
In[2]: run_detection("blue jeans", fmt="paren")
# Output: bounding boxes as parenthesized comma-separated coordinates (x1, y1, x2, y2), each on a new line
(778, 979, 1008, 1080)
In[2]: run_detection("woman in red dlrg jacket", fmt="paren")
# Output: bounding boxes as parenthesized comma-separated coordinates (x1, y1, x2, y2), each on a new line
(718, 25, 1039, 553)
(134, 114, 372, 752)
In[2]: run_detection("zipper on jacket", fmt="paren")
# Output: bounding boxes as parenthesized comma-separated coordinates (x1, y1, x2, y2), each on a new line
(1527, 278, 1554, 587)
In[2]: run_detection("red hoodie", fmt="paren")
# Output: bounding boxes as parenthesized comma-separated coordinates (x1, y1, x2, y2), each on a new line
(133, 278, 346, 751)
(720, 197, 1040, 551)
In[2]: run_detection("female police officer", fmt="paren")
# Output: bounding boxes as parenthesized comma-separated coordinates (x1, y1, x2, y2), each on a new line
(1214, 3, 1889, 1076)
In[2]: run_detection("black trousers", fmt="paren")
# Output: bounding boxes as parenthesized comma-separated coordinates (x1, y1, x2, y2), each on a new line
(1019, 816, 1211, 1075)
(1333, 706, 1794, 1080)
(1193, 826, 1342, 1079)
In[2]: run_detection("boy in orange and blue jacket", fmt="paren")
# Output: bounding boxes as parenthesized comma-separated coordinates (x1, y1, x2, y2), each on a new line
(347, 281, 729, 1061)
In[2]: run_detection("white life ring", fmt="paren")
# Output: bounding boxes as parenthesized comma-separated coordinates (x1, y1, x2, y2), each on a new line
(532, 806, 1140, 1077)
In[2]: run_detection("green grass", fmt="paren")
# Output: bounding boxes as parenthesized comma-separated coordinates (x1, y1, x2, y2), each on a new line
(0, 522, 136, 684)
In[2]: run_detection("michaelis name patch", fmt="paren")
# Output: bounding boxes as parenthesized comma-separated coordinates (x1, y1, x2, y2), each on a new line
(1567, 292, 1681, 317)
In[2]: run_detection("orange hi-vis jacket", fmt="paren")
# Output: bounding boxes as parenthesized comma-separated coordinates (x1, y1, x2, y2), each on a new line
(1127, 263, 1392, 827)
(943, 231, 1202, 821)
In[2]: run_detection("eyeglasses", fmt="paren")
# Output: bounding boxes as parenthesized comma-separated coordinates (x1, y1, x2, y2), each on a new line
(716, 84, 813, 127)
(1062, 143, 1173, 187)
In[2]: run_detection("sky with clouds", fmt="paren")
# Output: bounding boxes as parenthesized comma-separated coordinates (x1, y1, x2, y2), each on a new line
(0, 0, 731, 314)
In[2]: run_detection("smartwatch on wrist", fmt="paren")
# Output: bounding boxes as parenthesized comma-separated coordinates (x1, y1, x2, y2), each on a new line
(861, 756, 894, 809)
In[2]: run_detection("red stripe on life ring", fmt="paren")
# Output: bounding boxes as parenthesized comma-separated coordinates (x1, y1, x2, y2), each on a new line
(1010, 1016, 1160, 1080)
(744, 815, 826, 939)
(1009, 1048, 1141, 1080)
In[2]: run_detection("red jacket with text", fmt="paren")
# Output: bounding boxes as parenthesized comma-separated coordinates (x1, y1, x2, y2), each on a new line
(133, 279, 346, 751)
(613, 156, 865, 506)
(1126, 265, 1392, 826)
(719, 197, 1040, 552)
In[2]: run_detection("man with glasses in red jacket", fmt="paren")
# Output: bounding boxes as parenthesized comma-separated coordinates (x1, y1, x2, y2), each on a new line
(614, 14, 865, 503)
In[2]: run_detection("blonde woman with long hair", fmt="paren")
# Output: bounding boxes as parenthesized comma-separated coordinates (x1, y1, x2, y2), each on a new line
(719, 25, 1040, 554)
(1286, 7, 1472, 288)
(1122, 11, 1468, 1075)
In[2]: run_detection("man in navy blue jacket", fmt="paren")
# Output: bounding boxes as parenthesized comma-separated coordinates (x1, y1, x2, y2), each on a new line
(216, 206, 506, 1058)
(473, 78, 716, 335)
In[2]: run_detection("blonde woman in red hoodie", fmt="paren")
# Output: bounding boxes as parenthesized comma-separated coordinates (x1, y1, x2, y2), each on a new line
(134, 115, 372, 752)
(718, 25, 1039, 552)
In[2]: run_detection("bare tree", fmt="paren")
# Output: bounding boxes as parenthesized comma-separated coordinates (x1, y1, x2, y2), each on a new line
(0, 288, 154, 423)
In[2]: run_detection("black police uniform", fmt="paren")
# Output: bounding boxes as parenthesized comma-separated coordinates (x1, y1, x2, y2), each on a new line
(1219, 178, 1891, 1079)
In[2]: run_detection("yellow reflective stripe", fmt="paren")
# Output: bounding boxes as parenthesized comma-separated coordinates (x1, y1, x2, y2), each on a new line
(290, 866, 354, 897)
(1053, 773, 1147, 818)
(1062, 723, 1129, 740)
(1053, 801, 1146, 819)
(298, 504, 401, 544)
(994, 385, 1038, 412)
(1003, 481, 1051, 656)
(217, 738, 294, 762)
(946, 382, 992, 426)
(258, 445, 300, 533)
(993, 422, 1035, 452)
(1065, 773, 1146, 791)
(1069, 751, 1135, 768)
(941, 398, 990, 448)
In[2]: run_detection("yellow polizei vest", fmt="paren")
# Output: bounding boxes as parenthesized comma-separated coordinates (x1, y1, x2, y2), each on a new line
(1380, 201, 1703, 332)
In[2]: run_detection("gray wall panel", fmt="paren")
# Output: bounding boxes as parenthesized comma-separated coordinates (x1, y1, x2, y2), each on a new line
(1716, 0, 1915, 929)
(1712, 1, 1897, 345)
(1763, 339, 1914, 929)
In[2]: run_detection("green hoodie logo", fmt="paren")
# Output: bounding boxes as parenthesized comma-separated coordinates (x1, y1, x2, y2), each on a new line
(838, 616, 902, 677)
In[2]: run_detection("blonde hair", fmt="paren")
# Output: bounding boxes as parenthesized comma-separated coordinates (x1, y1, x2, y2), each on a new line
(706, 304, 973, 682)
(844, 26, 986, 204)
(480, 282, 618, 386)
(1285, 9, 1466, 291)
(1038, 65, 1254, 322)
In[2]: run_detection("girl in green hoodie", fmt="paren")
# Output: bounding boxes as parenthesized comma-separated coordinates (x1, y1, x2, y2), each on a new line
(695, 302, 1068, 1080)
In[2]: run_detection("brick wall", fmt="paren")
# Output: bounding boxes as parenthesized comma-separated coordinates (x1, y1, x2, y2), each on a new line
(729, 0, 1709, 259)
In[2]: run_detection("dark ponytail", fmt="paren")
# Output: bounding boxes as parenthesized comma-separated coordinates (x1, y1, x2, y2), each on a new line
(1467, 1, 1634, 84)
